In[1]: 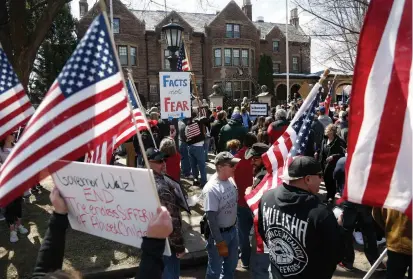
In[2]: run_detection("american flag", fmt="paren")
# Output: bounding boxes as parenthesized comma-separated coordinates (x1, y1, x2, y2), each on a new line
(245, 77, 324, 253)
(344, 0, 412, 217)
(0, 14, 131, 206)
(246, 84, 322, 216)
(114, 78, 149, 146)
(0, 49, 35, 141)
(324, 80, 333, 114)
(177, 42, 190, 71)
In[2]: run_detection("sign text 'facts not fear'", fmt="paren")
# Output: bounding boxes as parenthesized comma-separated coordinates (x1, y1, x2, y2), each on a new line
(159, 72, 191, 119)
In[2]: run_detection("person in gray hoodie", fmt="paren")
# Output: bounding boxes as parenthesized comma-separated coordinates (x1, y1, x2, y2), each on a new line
(318, 106, 333, 129)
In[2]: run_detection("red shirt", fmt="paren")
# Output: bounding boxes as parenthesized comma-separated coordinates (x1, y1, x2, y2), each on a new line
(165, 152, 181, 182)
(234, 146, 254, 208)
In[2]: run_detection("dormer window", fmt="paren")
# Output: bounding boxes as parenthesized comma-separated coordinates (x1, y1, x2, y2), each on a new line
(226, 24, 240, 38)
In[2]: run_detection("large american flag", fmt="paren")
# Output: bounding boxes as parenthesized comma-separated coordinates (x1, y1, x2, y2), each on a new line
(323, 80, 333, 113)
(177, 42, 190, 71)
(246, 84, 322, 216)
(344, 0, 412, 217)
(114, 78, 149, 145)
(0, 49, 35, 141)
(0, 14, 131, 206)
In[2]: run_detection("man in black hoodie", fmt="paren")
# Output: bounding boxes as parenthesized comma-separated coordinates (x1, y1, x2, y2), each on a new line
(258, 156, 344, 279)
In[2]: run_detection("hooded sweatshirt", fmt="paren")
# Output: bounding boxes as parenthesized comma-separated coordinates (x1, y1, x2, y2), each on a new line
(218, 119, 248, 152)
(258, 184, 344, 279)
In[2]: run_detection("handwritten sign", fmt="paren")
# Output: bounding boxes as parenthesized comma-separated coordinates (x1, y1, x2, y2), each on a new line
(159, 72, 191, 119)
(250, 103, 268, 116)
(52, 161, 171, 256)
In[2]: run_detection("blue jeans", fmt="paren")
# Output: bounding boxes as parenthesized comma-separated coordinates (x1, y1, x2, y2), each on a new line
(163, 253, 180, 279)
(179, 141, 191, 176)
(206, 227, 239, 279)
(251, 252, 271, 279)
(188, 144, 207, 186)
(204, 137, 211, 161)
(237, 206, 253, 267)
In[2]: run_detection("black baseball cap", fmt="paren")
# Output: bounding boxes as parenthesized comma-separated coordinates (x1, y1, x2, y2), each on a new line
(146, 148, 167, 161)
(245, 143, 269, 159)
(214, 151, 241, 166)
(279, 156, 322, 180)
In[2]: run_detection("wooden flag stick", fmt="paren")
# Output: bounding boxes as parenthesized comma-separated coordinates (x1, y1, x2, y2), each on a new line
(126, 70, 158, 149)
(101, 11, 160, 206)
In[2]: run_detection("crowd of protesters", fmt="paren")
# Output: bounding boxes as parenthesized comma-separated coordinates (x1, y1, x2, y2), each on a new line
(3, 98, 411, 279)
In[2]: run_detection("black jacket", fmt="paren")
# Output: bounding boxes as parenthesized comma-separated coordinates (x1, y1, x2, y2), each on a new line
(31, 213, 165, 279)
(210, 119, 227, 150)
(319, 136, 346, 171)
(258, 184, 344, 279)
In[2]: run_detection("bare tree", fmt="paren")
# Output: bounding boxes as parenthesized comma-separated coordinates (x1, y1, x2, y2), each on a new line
(293, 0, 369, 71)
(0, 0, 72, 88)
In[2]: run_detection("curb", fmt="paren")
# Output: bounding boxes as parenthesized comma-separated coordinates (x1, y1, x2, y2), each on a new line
(83, 250, 208, 279)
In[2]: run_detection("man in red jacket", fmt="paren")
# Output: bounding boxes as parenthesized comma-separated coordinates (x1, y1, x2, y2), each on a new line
(233, 132, 257, 269)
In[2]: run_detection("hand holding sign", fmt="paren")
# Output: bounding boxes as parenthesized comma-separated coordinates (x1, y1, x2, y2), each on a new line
(147, 207, 173, 239)
(50, 187, 68, 215)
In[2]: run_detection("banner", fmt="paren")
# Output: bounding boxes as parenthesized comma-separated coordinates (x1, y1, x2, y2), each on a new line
(250, 103, 268, 116)
(52, 161, 171, 256)
(159, 72, 191, 119)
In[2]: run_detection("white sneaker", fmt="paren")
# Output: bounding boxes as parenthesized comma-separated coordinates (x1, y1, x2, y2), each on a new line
(377, 237, 386, 245)
(353, 231, 364, 245)
(17, 225, 28, 234)
(10, 231, 18, 242)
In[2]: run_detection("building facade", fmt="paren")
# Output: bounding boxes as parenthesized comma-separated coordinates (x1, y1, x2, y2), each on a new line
(78, 0, 312, 106)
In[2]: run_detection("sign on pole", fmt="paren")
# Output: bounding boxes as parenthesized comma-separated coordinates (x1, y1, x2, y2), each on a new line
(250, 103, 269, 117)
(159, 72, 191, 119)
(52, 161, 171, 256)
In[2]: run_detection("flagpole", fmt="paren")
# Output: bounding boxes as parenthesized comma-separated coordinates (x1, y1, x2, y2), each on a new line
(286, 0, 290, 104)
(109, 0, 114, 36)
(100, 9, 161, 206)
(126, 70, 158, 149)
(183, 39, 203, 110)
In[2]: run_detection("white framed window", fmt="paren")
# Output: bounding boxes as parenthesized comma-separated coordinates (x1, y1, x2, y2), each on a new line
(273, 62, 281, 73)
(241, 49, 249, 66)
(113, 18, 120, 34)
(150, 85, 157, 94)
(272, 41, 280, 52)
(214, 48, 222, 66)
(234, 24, 240, 38)
(130, 46, 137, 66)
(164, 49, 171, 70)
(224, 48, 232, 66)
(226, 24, 240, 38)
(292, 57, 299, 72)
(233, 49, 240, 66)
(118, 45, 128, 65)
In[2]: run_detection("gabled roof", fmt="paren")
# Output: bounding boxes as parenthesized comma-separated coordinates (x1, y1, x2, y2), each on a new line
(254, 21, 310, 43)
(131, 10, 215, 33)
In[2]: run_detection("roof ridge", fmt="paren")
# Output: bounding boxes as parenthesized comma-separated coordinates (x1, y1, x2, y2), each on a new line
(130, 9, 216, 16)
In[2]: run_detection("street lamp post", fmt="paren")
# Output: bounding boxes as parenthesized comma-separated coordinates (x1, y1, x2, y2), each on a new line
(162, 22, 184, 72)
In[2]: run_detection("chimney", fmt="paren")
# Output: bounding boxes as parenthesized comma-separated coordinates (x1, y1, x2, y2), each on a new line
(290, 8, 299, 28)
(242, 0, 252, 21)
(256, 16, 264, 23)
(79, 0, 88, 18)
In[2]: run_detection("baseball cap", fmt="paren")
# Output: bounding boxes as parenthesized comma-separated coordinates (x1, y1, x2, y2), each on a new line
(231, 113, 242, 122)
(245, 143, 269, 159)
(279, 156, 322, 180)
(146, 148, 167, 161)
(319, 106, 326, 114)
(214, 151, 241, 166)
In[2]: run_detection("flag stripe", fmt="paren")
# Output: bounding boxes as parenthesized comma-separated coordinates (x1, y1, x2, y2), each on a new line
(346, 0, 406, 204)
(0, 100, 130, 198)
(0, 81, 124, 173)
(0, 101, 33, 128)
(344, 0, 396, 200)
(363, 0, 412, 208)
(0, 89, 26, 109)
(0, 105, 34, 141)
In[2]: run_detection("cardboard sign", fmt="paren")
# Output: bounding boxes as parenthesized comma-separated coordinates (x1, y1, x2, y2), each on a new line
(159, 72, 191, 119)
(250, 103, 268, 116)
(52, 161, 171, 256)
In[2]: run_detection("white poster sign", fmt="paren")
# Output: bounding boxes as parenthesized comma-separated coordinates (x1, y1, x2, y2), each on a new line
(250, 103, 268, 116)
(52, 161, 171, 256)
(159, 72, 191, 119)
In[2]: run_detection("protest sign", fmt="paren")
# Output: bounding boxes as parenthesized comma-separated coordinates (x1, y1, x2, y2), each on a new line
(250, 103, 268, 116)
(159, 72, 191, 119)
(51, 161, 171, 256)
